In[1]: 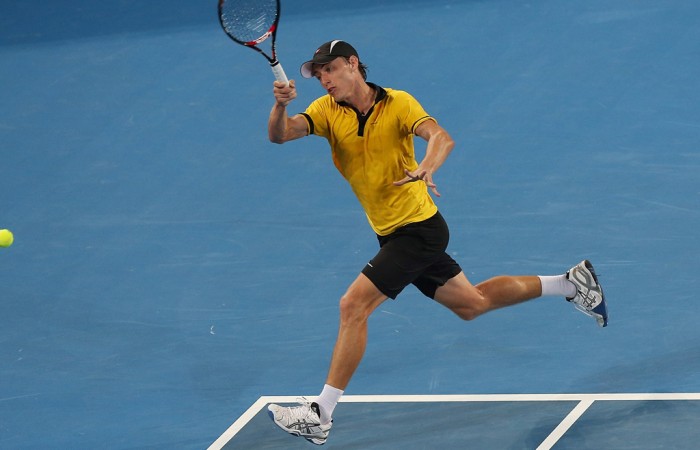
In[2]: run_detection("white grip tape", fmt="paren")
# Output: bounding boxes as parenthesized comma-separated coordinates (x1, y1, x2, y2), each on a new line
(271, 62, 288, 84)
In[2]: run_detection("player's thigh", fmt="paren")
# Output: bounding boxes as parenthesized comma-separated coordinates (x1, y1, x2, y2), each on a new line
(362, 234, 429, 299)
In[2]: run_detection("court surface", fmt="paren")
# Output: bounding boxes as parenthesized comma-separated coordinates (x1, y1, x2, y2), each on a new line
(2, 0, 699, 448)
(213, 394, 700, 449)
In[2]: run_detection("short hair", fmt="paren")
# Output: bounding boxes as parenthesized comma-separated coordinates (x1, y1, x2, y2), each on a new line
(342, 56, 368, 80)
(358, 61, 368, 80)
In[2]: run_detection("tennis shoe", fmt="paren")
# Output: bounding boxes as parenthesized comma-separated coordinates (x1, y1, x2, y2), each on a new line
(566, 260, 608, 327)
(268, 398, 332, 445)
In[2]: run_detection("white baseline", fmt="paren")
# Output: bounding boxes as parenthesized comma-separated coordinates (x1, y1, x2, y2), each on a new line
(208, 393, 700, 450)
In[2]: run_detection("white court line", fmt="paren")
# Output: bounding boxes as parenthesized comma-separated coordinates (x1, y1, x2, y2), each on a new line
(536, 399, 594, 450)
(208, 397, 269, 450)
(208, 393, 700, 450)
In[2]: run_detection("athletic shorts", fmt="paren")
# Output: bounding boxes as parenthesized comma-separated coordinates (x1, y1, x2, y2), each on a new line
(361, 211, 463, 299)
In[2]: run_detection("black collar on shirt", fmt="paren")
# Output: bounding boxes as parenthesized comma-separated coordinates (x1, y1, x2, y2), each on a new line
(337, 82, 387, 112)
(337, 82, 387, 137)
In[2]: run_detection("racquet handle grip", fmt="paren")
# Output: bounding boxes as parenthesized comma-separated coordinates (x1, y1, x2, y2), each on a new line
(271, 61, 289, 84)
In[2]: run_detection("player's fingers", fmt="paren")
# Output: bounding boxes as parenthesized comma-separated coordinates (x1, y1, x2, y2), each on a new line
(392, 176, 411, 186)
(395, 169, 422, 186)
(404, 169, 417, 179)
(273, 81, 295, 95)
(273, 88, 296, 106)
(406, 169, 428, 181)
(420, 173, 440, 196)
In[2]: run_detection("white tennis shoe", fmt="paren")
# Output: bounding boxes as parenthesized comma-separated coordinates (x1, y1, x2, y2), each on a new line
(268, 398, 332, 445)
(566, 260, 608, 327)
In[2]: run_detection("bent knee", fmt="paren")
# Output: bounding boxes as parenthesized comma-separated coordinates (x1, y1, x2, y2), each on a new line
(447, 291, 489, 321)
(452, 307, 482, 321)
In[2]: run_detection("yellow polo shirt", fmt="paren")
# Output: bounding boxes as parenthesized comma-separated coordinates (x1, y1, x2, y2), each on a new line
(302, 83, 438, 236)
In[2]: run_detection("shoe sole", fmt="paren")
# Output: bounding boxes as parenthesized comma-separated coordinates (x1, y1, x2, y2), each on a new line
(584, 260, 608, 327)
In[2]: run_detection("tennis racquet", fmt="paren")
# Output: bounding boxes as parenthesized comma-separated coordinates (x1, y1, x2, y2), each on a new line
(217, 0, 288, 84)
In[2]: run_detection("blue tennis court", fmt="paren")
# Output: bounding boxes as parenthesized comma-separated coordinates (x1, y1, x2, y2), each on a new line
(213, 394, 700, 449)
(2, 0, 699, 448)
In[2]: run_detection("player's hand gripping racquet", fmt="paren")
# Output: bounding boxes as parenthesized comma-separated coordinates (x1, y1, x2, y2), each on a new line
(218, 0, 288, 84)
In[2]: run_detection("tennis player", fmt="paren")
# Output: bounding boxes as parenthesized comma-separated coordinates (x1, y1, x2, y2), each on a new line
(266, 40, 608, 445)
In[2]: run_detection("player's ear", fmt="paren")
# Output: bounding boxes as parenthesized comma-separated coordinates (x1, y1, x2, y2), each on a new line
(348, 55, 359, 71)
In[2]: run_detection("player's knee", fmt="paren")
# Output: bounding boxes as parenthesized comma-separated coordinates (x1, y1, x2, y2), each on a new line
(453, 306, 481, 321)
(338, 292, 368, 323)
(450, 291, 488, 321)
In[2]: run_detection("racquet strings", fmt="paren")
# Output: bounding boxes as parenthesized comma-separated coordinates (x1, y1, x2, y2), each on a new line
(219, 0, 278, 44)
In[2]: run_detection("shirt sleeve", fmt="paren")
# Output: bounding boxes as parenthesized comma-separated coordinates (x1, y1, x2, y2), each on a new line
(393, 90, 435, 135)
(302, 96, 332, 138)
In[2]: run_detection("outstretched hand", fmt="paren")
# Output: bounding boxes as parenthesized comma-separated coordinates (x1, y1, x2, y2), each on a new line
(393, 168, 440, 197)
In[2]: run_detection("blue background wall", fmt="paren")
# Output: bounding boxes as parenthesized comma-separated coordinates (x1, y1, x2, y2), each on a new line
(2, 0, 699, 447)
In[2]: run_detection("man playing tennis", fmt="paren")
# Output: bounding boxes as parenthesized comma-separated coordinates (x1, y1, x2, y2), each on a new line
(266, 40, 608, 445)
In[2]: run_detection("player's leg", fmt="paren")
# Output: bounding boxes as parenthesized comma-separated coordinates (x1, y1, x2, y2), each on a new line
(312, 230, 431, 424)
(268, 273, 387, 445)
(432, 271, 542, 320)
(432, 262, 608, 327)
(326, 273, 388, 390)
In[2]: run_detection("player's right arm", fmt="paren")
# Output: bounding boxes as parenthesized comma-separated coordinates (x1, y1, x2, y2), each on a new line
(269, 80, 309, 144)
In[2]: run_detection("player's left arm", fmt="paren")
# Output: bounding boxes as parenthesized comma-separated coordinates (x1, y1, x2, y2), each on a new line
(393, 119, 455, 197)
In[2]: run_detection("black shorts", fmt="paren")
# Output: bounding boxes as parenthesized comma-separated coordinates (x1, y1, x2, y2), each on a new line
(361, 211, 462, 299)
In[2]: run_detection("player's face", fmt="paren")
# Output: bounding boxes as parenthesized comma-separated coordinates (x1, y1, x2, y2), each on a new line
(312, 57, 356, 102)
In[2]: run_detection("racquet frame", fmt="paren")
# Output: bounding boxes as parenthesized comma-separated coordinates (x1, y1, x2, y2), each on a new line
(217, 0, 288, 83)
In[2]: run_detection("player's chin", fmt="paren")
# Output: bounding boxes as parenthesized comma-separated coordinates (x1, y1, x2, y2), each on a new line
(327, 89, 341, 101)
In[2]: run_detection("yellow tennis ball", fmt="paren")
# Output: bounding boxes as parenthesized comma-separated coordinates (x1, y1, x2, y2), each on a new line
(0, 229, 14, 247)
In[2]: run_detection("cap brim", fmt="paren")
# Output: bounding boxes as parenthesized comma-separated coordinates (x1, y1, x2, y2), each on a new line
(299, 55, 339, 78)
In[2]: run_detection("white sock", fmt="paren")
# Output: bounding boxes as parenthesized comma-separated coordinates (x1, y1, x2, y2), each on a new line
(315, 384, 343, 425)
(538, 274, 577, 298)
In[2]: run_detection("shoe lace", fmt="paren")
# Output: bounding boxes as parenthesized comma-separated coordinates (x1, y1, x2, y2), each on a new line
(295, 396, 314, 410)
(279, 397, 318, 422)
